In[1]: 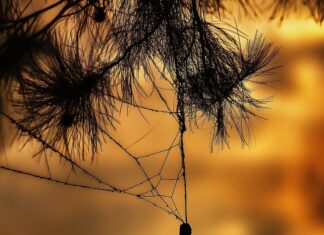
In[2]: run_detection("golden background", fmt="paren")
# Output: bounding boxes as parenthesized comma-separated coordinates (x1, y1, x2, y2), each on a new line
(1, 3, 324, 235)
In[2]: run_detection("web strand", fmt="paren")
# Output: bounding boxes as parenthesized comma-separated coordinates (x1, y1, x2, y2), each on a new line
(0, 107, 188, 222)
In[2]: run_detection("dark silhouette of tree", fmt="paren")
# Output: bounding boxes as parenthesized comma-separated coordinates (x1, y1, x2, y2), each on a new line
(0, 1, 322, 234)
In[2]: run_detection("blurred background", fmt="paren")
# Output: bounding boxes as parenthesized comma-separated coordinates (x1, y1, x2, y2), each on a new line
(1, 2, 324, 235)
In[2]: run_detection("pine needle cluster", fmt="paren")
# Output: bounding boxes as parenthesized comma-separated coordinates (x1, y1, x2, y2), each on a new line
(3, 0, 318, 159)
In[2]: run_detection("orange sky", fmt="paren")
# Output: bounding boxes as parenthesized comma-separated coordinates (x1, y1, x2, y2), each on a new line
(1, 5, 324, 235)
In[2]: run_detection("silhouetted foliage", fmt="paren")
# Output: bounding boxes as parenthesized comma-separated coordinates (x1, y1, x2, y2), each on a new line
(2, 0, 320, 233)
(14, 33, 115, 160)
(184, 32, 279, 147)
(199, 0, 324, 23)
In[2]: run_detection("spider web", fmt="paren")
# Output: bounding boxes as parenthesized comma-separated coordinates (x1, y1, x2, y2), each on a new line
(0, 0, 193, 224)
(0, 91, 188, 223)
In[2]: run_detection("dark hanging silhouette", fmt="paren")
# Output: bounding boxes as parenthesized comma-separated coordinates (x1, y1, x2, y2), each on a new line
(180, 223, 192, 235)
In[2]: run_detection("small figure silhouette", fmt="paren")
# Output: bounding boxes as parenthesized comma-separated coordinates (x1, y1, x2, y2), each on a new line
(179, 223, 192, 235)
(93, 7, 106, 23)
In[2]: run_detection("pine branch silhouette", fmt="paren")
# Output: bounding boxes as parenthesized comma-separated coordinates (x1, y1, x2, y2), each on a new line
(14, 32, 116, 160)
(197, 0, 324, 24)
(2, 0, 320, 234)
